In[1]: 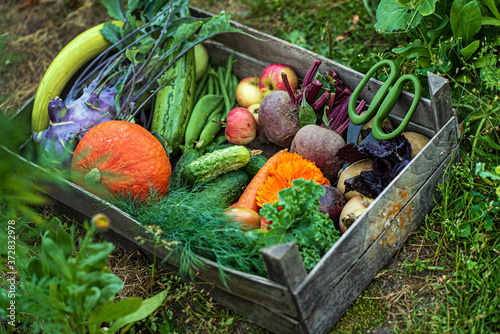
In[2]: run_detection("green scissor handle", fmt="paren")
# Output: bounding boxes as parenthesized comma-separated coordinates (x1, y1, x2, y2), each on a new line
(348, 60, 399, 126)
(372, 74, 422, 140)
(347, 59, 422, 141)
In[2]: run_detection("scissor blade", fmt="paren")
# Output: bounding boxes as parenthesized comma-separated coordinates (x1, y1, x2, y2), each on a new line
(358, 132, 378, 145)
(341, 131, 379, 170)
(346, 121, 363, 144)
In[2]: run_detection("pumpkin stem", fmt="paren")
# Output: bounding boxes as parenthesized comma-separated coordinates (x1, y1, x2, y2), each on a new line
(85, 168, 102, 184)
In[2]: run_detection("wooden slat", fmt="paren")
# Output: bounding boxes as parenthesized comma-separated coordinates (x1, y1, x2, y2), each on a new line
(261, 242, 308, 291)
(204, 283, 305, 334)
(294, 115, 459, 319)
(302, 147, 461, 333)
(428, 72, 455, 132)
(189, 7, 449, 132)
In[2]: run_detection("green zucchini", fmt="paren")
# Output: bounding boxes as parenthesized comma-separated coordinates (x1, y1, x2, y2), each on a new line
(197, 170, 249, 207)
(169, 148, 203, 188)
(243, 154, 268, 178)
(151, 44, 196, 157)
(181, 145, 250, 185)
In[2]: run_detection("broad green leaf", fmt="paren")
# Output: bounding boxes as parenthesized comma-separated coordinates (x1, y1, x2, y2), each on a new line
(436, 44, 453, 72)
(87, 297, 142, 325)
(108, 290, 169, 332)
(396, 0, 421, 9)
(375, 0, 424, 32)
(450, 0, 482, 45)
(417, 0, 438, 15)
(44, 218, 73, 259)
(460, 40, 480, 61)
(100, 0, 125, 20)
(392, 39, 430, 58)
(83, 287, 101, 317)
(427, 15, 450, 42)
(484, 0, 500, 19)
(127, 0, 141, 13)
(482, 16, 500, 26)
(299, 100, 316, 128)
(80, 243, 114, 272)
(26, 257, 44, 279)
(126, 49, 140, 66)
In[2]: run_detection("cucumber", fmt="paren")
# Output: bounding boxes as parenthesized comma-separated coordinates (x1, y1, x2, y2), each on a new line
(243, 154, 268, 178)
(181, 145, 250, 185)
(169, 148, 203, 188)
(197, 170, 249, 207)
(151, 44, 196, 157)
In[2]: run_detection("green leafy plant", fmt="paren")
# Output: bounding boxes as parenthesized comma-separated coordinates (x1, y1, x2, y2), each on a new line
(0, 217, 167, 334)
(375, 0, 500, 80)
(248, 179, 341, 270)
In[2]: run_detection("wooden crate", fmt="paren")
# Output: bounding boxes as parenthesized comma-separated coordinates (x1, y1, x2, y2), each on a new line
(5, 8, 460, 334)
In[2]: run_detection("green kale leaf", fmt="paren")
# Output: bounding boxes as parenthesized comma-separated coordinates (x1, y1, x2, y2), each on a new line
(254, 179, 340, 271)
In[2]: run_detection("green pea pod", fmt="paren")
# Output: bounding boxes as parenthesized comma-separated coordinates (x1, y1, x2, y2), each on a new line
(198, 107, 224, 149)
(213, 134, 227, 146)
(185, 94, 223, 149)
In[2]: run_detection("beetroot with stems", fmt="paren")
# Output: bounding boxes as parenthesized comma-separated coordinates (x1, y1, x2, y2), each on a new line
(258, 90, 300, 147)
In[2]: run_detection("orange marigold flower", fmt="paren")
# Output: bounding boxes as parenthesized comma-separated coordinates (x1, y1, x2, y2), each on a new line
(256, 152, 330, 207)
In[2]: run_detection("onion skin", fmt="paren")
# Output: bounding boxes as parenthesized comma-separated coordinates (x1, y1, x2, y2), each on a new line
(339, 195, 373, 234)
(402, 131, 430, 159)
(224, 207, 261, 231)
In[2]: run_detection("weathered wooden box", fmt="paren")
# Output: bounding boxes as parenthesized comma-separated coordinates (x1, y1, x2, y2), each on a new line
(6, 8, 460, 334)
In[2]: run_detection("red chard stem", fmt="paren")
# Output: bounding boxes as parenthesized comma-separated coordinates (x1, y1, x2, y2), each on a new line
(302, 59, 321, 88)
(311, 91, 330, 112)
(281, 72, 297, 108)
(305, 80, 323, 105)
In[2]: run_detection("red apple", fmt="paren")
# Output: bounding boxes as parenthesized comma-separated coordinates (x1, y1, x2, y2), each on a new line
(225, 107, 257, 145)
(247, 103, 261, 133)
(259, 63, 298, 97)
(236, 75, 264, 108)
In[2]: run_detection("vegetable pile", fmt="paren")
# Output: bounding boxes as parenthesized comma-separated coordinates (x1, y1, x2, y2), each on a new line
(32, 0, 431, 278)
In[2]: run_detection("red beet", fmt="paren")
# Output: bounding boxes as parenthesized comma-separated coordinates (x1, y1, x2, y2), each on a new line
(318, 185, 346, 230)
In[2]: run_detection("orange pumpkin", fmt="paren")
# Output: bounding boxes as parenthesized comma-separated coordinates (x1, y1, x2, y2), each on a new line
(71, 120, 171, 200)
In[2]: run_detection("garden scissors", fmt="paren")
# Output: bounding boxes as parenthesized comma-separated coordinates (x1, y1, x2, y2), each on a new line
(346, 59, 422, 145)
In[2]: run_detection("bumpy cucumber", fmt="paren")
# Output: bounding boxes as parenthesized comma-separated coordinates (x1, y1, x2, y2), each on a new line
(151, 43, 196, 157)
(197, 170, 249, 207)
(169, 148, 203, 188)
(243, 154, 268, 178)
(181, 145, 250, 185)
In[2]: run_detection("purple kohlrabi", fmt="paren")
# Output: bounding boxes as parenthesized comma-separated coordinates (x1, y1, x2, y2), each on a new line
(34, 79, 118, 166)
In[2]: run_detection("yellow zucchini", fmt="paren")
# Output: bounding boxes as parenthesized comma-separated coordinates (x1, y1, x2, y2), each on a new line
(31, 21, 125, 132)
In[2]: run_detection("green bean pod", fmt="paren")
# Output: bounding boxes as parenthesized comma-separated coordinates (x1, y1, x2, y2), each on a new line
(185, 94, 223, 149)
(198, 107, 224, 149)
(194, 63, 211, 101)
(216, 67, 232, 122)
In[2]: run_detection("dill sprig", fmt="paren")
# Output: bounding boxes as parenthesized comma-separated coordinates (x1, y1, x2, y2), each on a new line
(111, 185, 266, 280)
